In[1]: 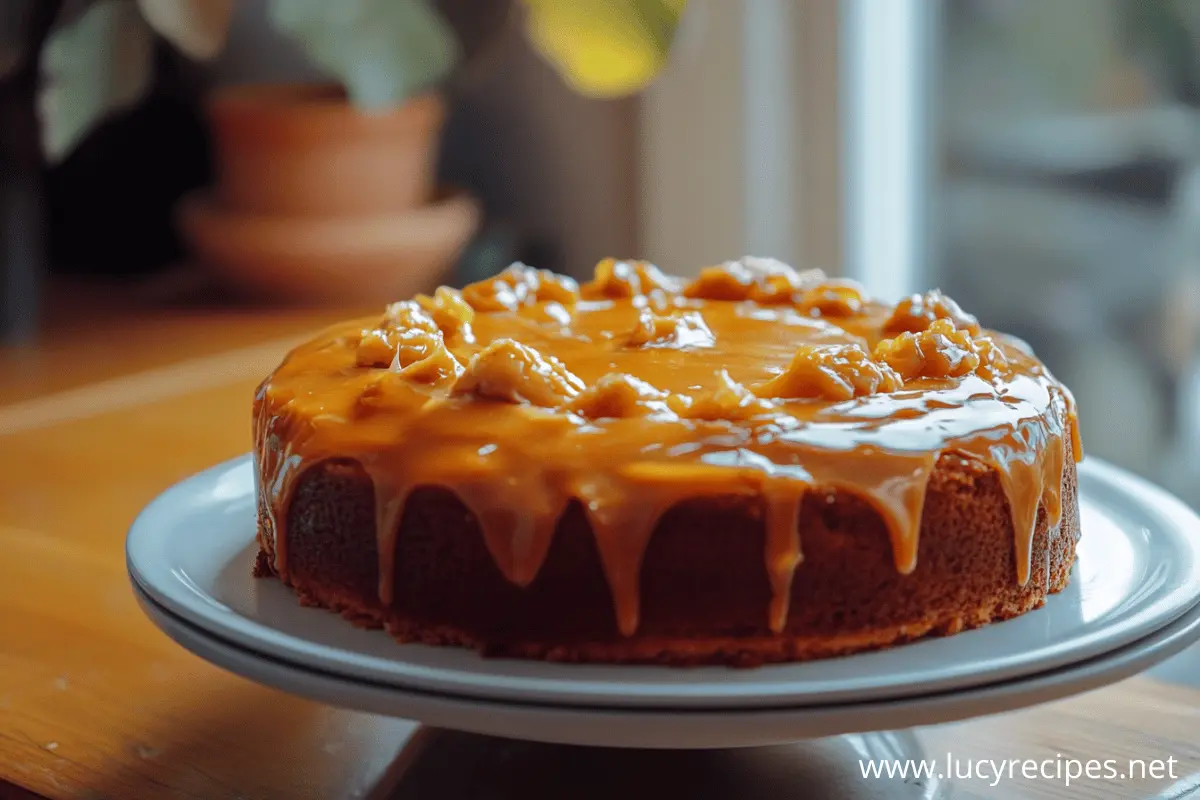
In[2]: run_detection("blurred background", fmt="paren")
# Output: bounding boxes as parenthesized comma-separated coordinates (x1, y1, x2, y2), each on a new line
(1, 0, 1197, 508)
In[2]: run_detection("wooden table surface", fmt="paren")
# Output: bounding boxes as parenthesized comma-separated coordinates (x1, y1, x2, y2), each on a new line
(2, 281, 1199, 800)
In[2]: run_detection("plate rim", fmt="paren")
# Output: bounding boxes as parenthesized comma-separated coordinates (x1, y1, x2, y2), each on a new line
(126, 453, 1200, 710)
(131, 580, 1200, 747)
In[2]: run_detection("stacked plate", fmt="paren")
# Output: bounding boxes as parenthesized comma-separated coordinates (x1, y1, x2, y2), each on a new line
(127, 456, 1200, 749)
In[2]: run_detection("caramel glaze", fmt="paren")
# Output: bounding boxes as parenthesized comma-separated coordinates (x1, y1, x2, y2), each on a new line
(253, 258, 1083, 637)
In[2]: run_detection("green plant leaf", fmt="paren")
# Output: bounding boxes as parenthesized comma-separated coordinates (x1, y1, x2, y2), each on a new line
(520, 0, 687, 97)
(0, 0, 37, 80)
(137, 0, 233, 59)
(39, 0, 154, 162)
(267, 0, 459, 109)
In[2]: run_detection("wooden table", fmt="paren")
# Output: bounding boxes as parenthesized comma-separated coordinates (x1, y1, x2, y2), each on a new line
(2, 283, 1199, 799)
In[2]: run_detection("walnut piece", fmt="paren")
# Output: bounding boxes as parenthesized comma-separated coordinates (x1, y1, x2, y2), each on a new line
(354, 326, 442, 369)
(754, 343, 902, 401)
(462, 263, 580, 312)
(415, 286, 475, 340)
(674, 370, 776, 420)
(973, 335, 1011, 380)
(580, 258, 681, 300)
(753, 271, 809, 305)
(382, 300, 440, 335)
(355, 329, 400, 368)
(357, 339, 465, 414)
(564, 373, 670, 419)
(360, 301, 451, 369)
(396, 338, 465, 386)
(797, 279, 866, 317)
(681, 264, 757, 302)
(682, 257, 823, 304)
(452, 338, 585, 407)
(462, 264, 535, 312)
(883, 289, 979, 335)
(874, 318, 987, 380)
(625, 308, 715, 348)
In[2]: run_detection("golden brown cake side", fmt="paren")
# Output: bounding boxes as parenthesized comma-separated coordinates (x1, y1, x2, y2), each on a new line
(254, 451, 1078, 665)
(251, 257, 1083, 665)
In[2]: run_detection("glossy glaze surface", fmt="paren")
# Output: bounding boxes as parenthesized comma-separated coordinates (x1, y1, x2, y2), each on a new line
(253, 258, 1082, 635)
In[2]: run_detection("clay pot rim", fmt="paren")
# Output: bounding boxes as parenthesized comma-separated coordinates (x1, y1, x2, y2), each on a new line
(177, 184, 474, 225)
(176, 185, 479, 235)
(207, 82, 444, 124)
(175, 186, 480, 305)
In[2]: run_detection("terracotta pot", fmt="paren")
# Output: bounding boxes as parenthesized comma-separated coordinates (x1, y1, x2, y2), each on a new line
(206, 83, 445, 217)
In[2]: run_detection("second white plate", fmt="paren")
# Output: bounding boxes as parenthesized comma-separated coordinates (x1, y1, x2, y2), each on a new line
(126, 455, 1200, 710)
(134, 581, 1200, 748)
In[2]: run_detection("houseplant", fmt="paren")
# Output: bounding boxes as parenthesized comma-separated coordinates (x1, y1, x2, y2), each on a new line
(18, 0, 688, 168)
(0, 0, 688, 318)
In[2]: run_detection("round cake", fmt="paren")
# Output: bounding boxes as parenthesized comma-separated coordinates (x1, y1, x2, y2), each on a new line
(252, 257, 1083, 666)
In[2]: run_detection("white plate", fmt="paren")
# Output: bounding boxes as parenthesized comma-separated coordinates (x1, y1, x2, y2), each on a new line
(126, 455, 1200, 710)
(133, 581, 1200, 748)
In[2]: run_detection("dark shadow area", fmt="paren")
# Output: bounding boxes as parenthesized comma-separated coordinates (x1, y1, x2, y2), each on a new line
(388, 728, 948, 800)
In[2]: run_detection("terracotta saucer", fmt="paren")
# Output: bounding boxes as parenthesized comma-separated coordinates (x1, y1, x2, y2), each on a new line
(176, 189, 480, 305)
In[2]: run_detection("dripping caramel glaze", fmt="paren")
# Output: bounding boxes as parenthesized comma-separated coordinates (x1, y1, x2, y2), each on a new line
(252, 258, 1081, 637)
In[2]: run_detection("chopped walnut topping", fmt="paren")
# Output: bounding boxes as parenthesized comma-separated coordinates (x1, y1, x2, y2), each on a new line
(682, 257, 822, 305)
(355, 329, 400, 368)
(744, 258, 827, 304)
(763, 261, 828, 284)
(753, 272, 807, 305)
(564, 373, 670, 419)
(873, 318, 985, 380)
(382, 300, 440, 335)
(358, 340, 465, 411)
(754, 343, 902, 401)
(361, 301, 450, 368)
(393, 329, 444, 370)
(462, 264, 534, 312)
(415, 286, 475, 340)
(883, 289, 980, 335)
(872, 332, 923, 378)
(580, 258, 681, 300)
(355, 326, 444, 369)
(796, 279, 866, 317)
(461, 263, 580, 313)
(674, 370, 776, 420)
(682, 265, 756, 302)
(452, 338, 585, 407)
(396, 338, 465, 386)
(625, 308, 715, 348)
(530, 269, 580, 306)
(974, 335, 1011, 380)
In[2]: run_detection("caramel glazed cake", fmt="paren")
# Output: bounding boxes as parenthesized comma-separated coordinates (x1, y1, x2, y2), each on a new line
(252, 257, 1084, 666)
